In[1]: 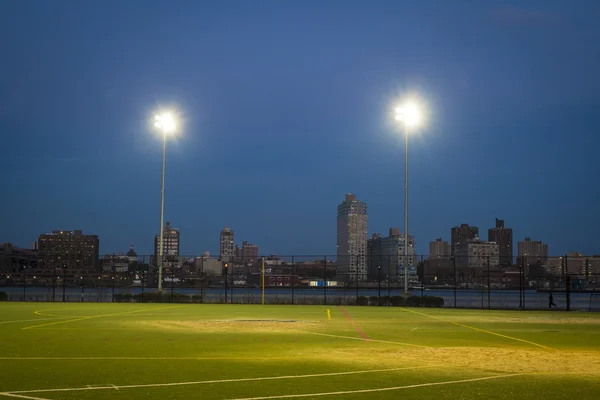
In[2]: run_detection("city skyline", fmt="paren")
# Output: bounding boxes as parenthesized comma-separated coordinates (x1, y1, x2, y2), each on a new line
(11, 209, 593, 259)
(1, 2, 599, 256)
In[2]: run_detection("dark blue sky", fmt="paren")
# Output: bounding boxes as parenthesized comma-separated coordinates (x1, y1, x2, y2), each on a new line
(1, 0, 599, 257)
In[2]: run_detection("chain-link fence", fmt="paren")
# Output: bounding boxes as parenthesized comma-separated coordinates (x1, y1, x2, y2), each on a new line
(1, 254, 598, 311)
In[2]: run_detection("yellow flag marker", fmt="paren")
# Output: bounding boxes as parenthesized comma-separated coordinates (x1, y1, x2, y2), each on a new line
(327, 309, 332, 320)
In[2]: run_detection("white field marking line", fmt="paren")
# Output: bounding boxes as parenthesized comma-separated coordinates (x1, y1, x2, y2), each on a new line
(226, 373, 527, 400)
(0, 393, 51, 400)
(410, 327, 418, 331)
(7, 366, 438, 395)
(0, 356, 316, 361)
(23, 305, 185, 330)
(0, 317, 66, 325)
(86, 384, 118, 391)
(301, 331, 429, 348)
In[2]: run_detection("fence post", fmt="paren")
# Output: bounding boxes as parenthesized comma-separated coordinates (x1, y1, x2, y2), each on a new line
(224, 262, 228, 304)
(487, 256, 491, 309)
(453, 256, 457, 308)
(378, 265, 381, 306)
(519, 258, 523, 309)
(22, 272, 26, 301)
(566, 275, 571, 312)
(52, 263, 57, 302)
(323, 256, 327, 306)
(387, 261, 391, 305)
(170, 269, 174, 303)
(199, 258, 203, 304)
(291, 256, 295, 305)
(141, 268, 145, 303)
(111, 265, 116, 302)
(355, 255, 359, 304)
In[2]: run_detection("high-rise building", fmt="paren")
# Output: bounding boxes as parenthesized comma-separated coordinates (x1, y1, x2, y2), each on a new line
(518, 237, 548, 265)
(429, 238, 451, 259)
(154, 222, 180, 260)
(220, 226, 235, 261)
(336, 193, 368, 281)
(235, 241, 259, 263)
(451, 224, 479, 257)
(488, 218, 513, 265)
(455, 236, 499, 268)
(38, 230, 99, 273)
(367, 228, 415, 280)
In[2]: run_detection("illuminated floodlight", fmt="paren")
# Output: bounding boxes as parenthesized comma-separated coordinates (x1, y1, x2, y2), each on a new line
(154, 112, 177, 134)
(394, 103, 422, 127)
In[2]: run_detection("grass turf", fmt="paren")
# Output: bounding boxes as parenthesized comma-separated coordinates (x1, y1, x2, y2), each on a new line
(0, 303, 599, 399)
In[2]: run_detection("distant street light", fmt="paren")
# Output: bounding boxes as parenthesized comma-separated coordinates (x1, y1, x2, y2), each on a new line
(394, 101, 424, 295)
(154, 112, 177, 292)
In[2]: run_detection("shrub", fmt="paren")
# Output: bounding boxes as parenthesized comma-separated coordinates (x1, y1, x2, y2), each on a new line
(405, 296, 422, 307)
(423, 296, 444, 307)
(356, 296, 368, 306)
(191, 294, 204, 303)
(389, 296, 405, 306)
(0, 291, 7, 301)
(113, 293, 133, 302)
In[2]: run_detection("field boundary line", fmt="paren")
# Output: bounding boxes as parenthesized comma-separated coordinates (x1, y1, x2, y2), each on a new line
(0, 356, 319, 361)
(301, 331, 429, 348)
(6, 366, 438, 395)
(399, 308, 552, 350)
(0, 393, 51, 400)
(34, 308, 99, 318)
(0, 318, 65, 325)
(22, 305, 185, 330)
(336, 306, 369, 340)
(226, 373, 526, 400)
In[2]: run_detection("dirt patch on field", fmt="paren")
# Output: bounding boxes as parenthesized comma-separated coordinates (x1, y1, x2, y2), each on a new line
(320, 346, 600, 375)
(139, 319, 317, 333)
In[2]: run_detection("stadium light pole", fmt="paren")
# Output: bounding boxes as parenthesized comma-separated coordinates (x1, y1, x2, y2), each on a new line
(395, 102, 423, 295)
(154, 112, 177, 292)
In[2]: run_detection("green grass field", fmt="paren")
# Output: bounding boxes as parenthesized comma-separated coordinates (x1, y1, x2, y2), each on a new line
(1, 303, 599, 400)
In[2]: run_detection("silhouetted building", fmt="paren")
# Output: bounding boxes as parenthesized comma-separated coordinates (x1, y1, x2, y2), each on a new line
(429, 238, 451, 260)
(220, 226, 234, 261)
(488, 218, 513, 265)
(235, 241, 259, 263)
(38, 230, 99, 273)
(336, 193, 368, 281)
(154, 222, 180, 260)
(455, 236, 499, 269)
(0, 243, 38, 274)
(518, 237, 548, 266)
(451, 224, 479, 257)
(367, 229, 416, 280)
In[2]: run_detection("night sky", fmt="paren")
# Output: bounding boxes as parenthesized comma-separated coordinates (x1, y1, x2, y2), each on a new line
(1, 0, 599, 257)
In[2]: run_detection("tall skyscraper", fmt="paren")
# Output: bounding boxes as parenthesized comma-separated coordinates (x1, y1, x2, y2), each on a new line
(451, 224, 479, 257)
(488, 218, 513, 265)
(154, 222, 180, 260)
(429, 238, 451, 259)
(38, 230, 99, 273)
(336, 193, 368, 281)
(220, 226, 235, 261)
(518, 237, 548, 265)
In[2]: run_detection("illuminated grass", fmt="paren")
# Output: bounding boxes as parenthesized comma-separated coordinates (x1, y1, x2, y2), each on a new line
(0, 303, 599, 399)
